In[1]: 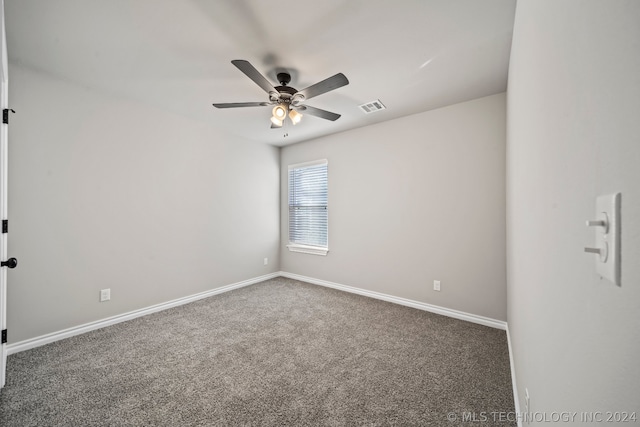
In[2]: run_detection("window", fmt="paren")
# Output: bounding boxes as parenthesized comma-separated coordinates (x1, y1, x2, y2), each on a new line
(287, 159, 328, 256)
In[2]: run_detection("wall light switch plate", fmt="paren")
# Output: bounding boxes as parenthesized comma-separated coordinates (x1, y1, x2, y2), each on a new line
(593, 193, 621, 286)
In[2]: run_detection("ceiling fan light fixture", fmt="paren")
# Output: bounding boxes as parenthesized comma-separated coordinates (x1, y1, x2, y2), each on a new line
(289, 109, 303, 125)
(270, 116, 283, 126)
(272, 105, 287, 120)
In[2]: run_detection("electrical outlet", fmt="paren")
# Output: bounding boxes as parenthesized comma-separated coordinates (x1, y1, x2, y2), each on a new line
(100, 289, 111, 302)
(264, 257, 268, 266)
(433, 280, 441, 291)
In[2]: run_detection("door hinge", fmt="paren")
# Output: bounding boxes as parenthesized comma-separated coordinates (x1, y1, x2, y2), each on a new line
(2, 220, 7, 233)
(2, 108, 15, 124)
(1, 329, 6, 344)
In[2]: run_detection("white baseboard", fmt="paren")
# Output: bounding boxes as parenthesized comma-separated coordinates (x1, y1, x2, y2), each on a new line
(8, 273, 507, 355)
(506, 324, 522, 427)
(6, 272, 280, 355)
(279, 271, 507, 330)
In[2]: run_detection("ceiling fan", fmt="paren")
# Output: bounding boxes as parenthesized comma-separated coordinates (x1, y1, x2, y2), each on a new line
(213, 60, 349, 128)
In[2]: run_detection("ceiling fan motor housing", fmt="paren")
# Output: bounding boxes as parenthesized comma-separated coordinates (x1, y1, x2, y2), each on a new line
(275, 72, 307, 106)
(277, 72, 292, 86)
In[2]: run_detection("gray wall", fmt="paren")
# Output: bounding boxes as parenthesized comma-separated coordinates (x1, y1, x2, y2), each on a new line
(7, 65, 280, 343)
(281, 94, 507, 321)
(507, 0, 640, 416)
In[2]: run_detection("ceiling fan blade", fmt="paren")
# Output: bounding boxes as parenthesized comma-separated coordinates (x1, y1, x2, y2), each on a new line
(295, 73, 349, 101)
(296, 105, 341, 121)
(231, 60, 278, 96)
(212, 102, 270, 108)
(270, 123, 282, 129)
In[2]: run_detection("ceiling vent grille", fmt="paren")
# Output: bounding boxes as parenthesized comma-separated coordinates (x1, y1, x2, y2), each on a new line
(359, 99, 386, 114)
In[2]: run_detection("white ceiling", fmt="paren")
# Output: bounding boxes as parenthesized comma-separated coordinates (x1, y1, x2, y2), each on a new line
(5, 0, 516, 147)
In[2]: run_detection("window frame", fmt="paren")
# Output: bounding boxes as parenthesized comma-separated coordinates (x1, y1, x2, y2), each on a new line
(286, 159, 329, 256)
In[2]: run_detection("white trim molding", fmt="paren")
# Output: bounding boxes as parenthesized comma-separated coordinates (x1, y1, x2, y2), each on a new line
(7, 272, 280, 355)
(286, 243, 328, 256)
(7, 269, 518, 419)
(506, 323, 522, 427)
(279, 271, 507, 330)
(287, 158, 328, 170)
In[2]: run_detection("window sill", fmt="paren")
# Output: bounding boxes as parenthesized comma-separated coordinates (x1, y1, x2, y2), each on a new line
(286, 244, 329, 256)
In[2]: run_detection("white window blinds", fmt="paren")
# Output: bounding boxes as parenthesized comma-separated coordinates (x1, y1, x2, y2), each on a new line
(288, 160, 328, 250)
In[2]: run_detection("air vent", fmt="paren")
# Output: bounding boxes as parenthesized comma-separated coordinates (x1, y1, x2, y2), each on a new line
(359, 99, 386, 114)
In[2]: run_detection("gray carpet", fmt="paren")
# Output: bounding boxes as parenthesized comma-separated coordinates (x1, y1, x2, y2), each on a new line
(0, 277, 515, 426)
